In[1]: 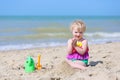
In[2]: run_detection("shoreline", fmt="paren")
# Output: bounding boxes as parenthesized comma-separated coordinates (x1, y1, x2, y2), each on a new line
(0, 40, 120, 51)
(0, 42, 120, 80)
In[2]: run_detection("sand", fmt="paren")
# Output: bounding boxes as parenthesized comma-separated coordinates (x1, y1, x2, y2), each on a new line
(0, 42, 120, 80)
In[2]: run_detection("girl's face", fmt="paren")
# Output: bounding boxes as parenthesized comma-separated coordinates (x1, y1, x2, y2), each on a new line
(72, 27, 84, 40)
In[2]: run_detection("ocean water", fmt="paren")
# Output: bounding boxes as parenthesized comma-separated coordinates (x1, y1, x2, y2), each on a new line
(0, 16, 120, 51)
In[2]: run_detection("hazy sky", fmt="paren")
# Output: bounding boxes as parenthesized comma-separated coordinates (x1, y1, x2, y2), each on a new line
(0, 0, 120, 16)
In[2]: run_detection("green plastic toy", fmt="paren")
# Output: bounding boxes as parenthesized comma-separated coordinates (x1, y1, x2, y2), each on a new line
(24, 56, 35, 73)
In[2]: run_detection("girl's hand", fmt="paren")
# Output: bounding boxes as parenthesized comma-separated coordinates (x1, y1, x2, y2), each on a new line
(72, 39, 77, 47)
(67, 39, 74, 54)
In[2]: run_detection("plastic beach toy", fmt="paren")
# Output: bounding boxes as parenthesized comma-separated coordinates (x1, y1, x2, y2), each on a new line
(24, 56, 35, 73)
(36, 54, 42, 70)
(76, 41, 82, 47)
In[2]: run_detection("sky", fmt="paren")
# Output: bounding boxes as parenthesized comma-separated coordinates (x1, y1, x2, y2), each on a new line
(0, 0, 120, 16)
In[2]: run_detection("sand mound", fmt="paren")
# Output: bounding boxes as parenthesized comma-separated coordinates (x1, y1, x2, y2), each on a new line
(52, 61, 77, 76)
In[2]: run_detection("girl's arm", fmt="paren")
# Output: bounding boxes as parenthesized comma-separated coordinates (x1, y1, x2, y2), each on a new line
(67, 39, 73, 54)
(74, 39, 88, 55)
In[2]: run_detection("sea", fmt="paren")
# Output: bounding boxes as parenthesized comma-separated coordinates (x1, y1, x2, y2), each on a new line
(0, 16, 120, 51)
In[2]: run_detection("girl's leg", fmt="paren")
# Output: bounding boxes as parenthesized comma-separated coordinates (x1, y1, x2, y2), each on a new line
(65, 59, 86, 70)
(75, 60, 86, 66)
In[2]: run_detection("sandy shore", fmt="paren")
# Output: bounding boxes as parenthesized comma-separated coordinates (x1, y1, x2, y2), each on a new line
(0, 42, 120, 80)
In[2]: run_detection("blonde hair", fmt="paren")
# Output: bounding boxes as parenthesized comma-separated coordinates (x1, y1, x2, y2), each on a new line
(70, 20, 86, 32)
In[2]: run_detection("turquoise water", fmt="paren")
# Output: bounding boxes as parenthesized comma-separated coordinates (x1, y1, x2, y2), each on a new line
(0, 16, 120, 51)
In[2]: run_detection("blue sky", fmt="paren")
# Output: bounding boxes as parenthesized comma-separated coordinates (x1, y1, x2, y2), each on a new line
(0, 0, 120, 16)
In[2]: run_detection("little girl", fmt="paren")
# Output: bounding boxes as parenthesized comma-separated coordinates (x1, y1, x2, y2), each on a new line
(66, 20, 89, 69)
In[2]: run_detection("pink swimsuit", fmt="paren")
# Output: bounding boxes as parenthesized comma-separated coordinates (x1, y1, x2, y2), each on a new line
(67, 47, 89, 60)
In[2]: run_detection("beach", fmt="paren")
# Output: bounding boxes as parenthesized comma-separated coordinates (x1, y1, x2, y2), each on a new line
(0, 42, 120, 80)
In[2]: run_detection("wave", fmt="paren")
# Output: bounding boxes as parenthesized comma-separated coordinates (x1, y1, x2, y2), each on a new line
(0, 32, 120, 42)
(0, 42, 67, 51)
(40, 32, 120, 38)
(85, 32, 120, 38)
(0, 32, 120, 51)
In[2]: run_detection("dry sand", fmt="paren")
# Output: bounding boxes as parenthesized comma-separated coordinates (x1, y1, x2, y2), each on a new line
(0, 42, 120, 80)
